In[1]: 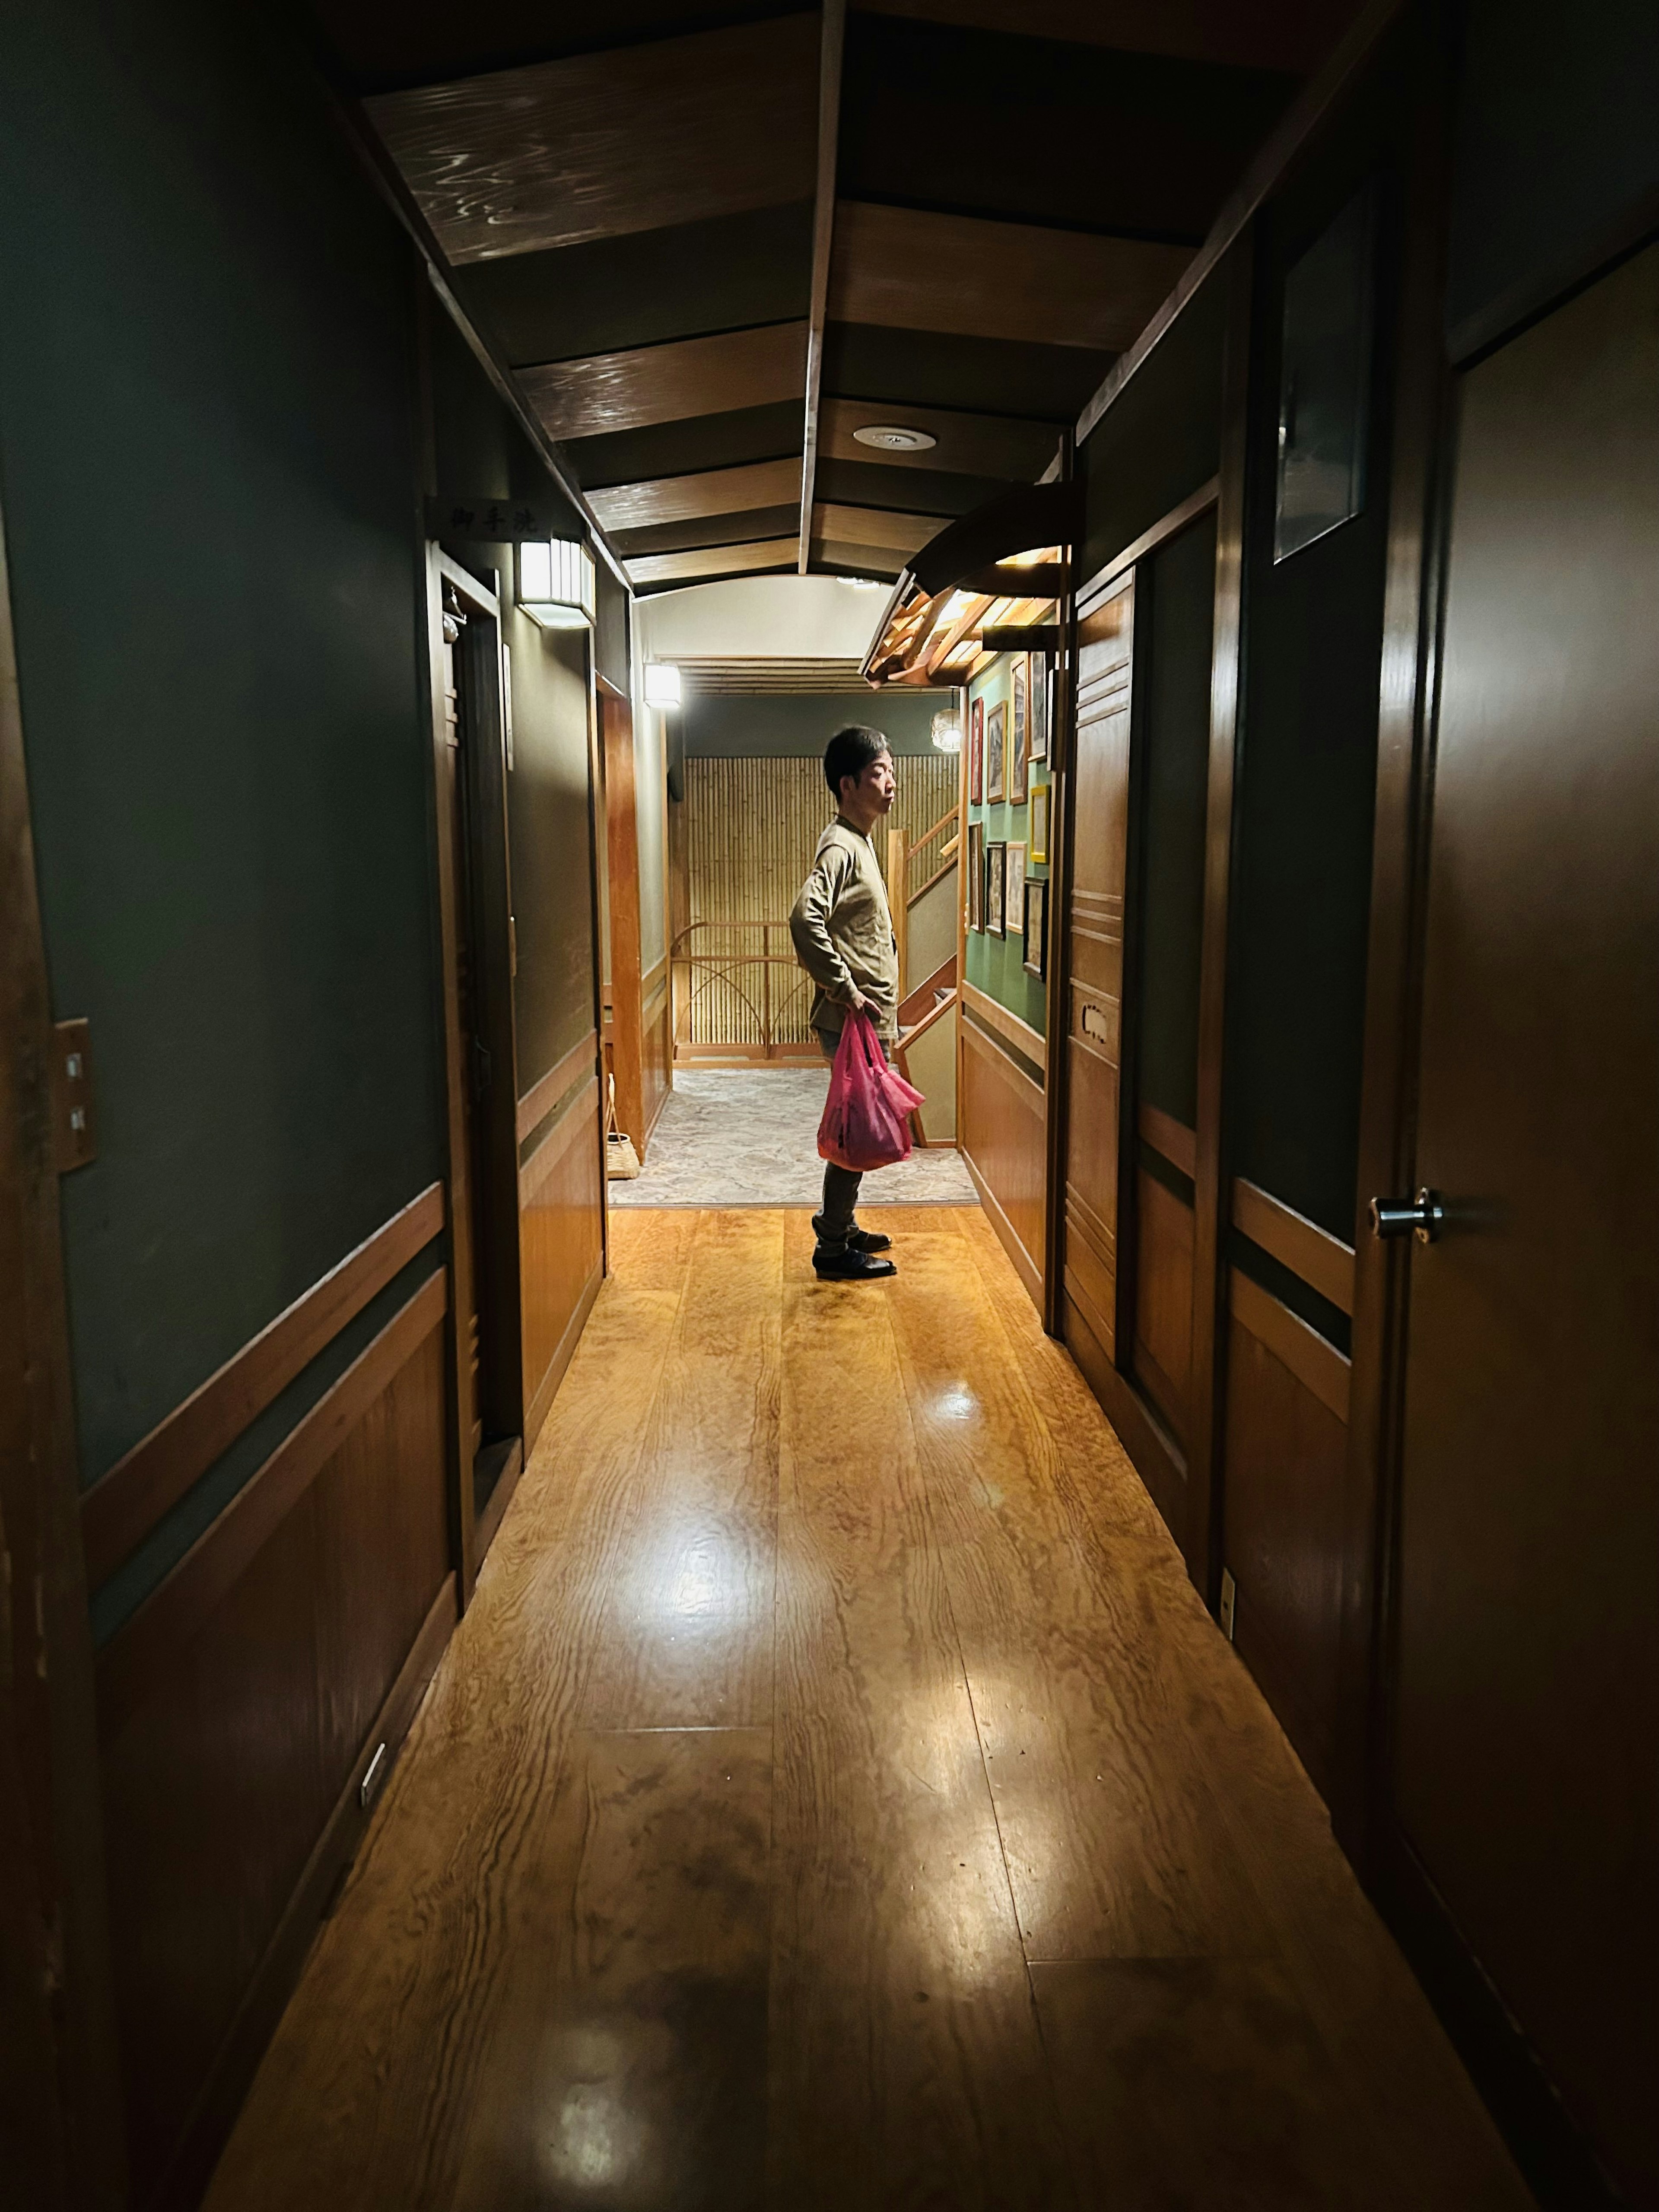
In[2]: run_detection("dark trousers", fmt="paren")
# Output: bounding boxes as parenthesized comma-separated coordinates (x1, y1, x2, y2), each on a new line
(814, 1025, 887, 1252)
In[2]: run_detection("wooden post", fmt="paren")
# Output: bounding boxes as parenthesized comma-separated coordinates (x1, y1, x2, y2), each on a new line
(886, 826, 908, 1004)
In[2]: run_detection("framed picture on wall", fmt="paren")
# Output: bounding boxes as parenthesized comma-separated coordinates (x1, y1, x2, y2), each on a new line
(1011, 655, 1028, 782)
(986, 699, 1006, 803)
(1030, 780, 1050, 864)
(966, 820, 985, 930)
(1011, 655, 1030, 804)
(985, 840, 1005, 936)
(1005, 840, 1026, 934)
(1023, 878, 1047, 978)
(969, 695, 985, 806)
(1030, 658, 1049, 763)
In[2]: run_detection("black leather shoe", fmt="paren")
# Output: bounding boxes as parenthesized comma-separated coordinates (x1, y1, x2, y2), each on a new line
(813, 1246, 897, 1281)
(847, 1224, 892, 1253)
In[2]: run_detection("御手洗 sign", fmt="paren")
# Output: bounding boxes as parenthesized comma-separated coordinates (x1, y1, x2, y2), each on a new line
(426, 495, 575, 542)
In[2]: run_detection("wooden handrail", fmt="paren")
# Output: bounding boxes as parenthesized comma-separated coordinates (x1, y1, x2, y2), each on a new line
(915, 801, 959, 850)
(898, 985, 957, 1050)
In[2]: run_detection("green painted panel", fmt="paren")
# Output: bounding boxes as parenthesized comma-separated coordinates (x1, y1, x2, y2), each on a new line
(963, 657, 1048, 1036)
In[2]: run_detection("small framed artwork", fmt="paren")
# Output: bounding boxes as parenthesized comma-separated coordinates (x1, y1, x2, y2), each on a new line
(1005, 840, 1026, 935)
(969, 695, 985, 806)
(1011, 655, 1030, 804)
(1011, 655, 1028, 779)
(985, 840, 1006, 936)
(966, 820, 985, 930)
(1023, 878, 1048, 978)
(986, 699, 1006, 804)
(1030, 780, 1050, 864)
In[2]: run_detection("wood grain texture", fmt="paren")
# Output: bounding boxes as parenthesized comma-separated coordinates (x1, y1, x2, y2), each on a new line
(518, 1076, 604, 1450)
(1232, 1174, 1354, 1313)
(103, 1313, 450, 2200)
(80, 1183, 444, 1591)
(1132, 1166, 1194, 1442)
(811, 500, 942, 553)
(521, 322, 807, 442)
(367, 17, 818, 264)
(1138, 1099, 1197, 1178)
(1230, 1267, 1350, 1422)
(829, 200, 1192, 349)
(960, 1017, 1047, 1302)
(589, 460, 803, 533)
(515, 1029, 597, 1145)
(206, 1206, 1528, 2212)
(624, 537, 801, 588)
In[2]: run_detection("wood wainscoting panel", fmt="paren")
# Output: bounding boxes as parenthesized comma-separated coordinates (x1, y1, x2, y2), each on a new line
(98, 1295, 451, 2203)
(1061, 569, 1134, 1376)
(1132, 1169, 1194, 1446)
(519, 1073, 604, 1450)
(1223, 1281, 1351, 1803)
(81, 1183, 444, 1592)
(960, 1020, 1046, 1306)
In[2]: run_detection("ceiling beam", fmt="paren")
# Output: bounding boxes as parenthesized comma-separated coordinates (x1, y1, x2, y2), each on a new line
(799, 0, 848, 574)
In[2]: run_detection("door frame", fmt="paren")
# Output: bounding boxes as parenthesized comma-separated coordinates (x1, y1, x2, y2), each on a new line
(424, 544, 524, 1603)
(0, 460, 129, 2207)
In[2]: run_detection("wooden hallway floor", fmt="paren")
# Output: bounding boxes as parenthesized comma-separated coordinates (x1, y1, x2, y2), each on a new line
(205, 1207, 1530, 2212)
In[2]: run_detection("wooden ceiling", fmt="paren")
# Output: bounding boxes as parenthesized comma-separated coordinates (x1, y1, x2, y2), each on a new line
(312, 0, 1364, 593)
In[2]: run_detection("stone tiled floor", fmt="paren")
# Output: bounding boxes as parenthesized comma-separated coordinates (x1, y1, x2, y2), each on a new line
(609, 1068, 979, 1208)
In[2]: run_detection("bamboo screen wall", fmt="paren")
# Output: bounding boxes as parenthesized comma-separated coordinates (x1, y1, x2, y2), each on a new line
(681, 753, 957, 1049)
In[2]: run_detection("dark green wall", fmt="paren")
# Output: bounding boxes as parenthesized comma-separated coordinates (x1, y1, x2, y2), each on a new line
(1081, 263, 1228, 582)
(0, 0, 444, 1529)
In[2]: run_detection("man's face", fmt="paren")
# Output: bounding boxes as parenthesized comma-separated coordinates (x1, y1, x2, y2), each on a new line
(842, 750, 896, 818)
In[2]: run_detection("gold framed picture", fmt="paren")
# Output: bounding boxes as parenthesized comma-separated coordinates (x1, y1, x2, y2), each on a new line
(1030, 658, 1050, 764)
(966, 820, 985, 930)
(985, 840, 1005, 936)
(1030, 780, 1050, 864)
(1010, 655, 1029, 804)
(986, 699, 1006, 804)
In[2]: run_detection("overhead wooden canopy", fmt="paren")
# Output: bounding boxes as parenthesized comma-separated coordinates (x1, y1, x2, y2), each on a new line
(315, 0, 1367, 594)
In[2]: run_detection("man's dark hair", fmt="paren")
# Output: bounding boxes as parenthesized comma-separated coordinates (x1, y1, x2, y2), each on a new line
(823, 724, 892, 797)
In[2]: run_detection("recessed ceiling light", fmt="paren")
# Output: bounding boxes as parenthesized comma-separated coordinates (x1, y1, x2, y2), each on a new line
(853, 423, 937, 452)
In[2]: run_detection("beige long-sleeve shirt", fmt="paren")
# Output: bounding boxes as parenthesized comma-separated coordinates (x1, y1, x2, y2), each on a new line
(789, 816, 900, 1042)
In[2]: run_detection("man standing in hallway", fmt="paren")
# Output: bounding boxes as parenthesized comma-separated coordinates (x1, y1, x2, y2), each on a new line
(790, 725, 901, 1281)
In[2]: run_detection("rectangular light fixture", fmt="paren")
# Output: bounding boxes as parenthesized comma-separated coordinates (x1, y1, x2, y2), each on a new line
(518, 538, 596, 629)
(643, 663, 682, 709)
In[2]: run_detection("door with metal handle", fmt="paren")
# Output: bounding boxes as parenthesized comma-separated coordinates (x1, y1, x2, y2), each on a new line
(1368, 1189, 1443, 1243)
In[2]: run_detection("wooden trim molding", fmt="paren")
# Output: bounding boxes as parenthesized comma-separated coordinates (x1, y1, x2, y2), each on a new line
(472, 1439, 524, 1567)
(963, 1147, 1042, 1306)
(961, 979, 1047, 1077)
(797, 0, 846, 572)
(1230, 1268, 1351, 1423)
(641, 950, 669, 997)
(1087, 478, 1220, 604)
(524, 1256, 604, 1454)
(518, 1072, 601, 1195)
(80, 1183, 445, 1592)
(95, 1271, 448, 1741)
(435, 550, 498, 617)
(961, 1003, 1044, 1103)
(515, 1030, 599, 1145)
(1231, 1177, 1355, 1315)
(1138, 1102, 1197, 1181)
(155, 1572, 457, 2212)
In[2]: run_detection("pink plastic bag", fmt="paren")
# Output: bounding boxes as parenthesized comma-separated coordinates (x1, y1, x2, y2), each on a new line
(817, 1007, 925, 1173)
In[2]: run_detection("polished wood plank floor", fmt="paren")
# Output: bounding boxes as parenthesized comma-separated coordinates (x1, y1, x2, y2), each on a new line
(206, 1208, 1532, 2212)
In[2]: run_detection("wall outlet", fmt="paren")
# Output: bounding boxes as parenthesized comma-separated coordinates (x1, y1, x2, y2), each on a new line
(1218, 1569, 1237, 1643)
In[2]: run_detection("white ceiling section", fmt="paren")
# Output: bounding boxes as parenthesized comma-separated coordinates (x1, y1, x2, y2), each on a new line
(634, 574, 895, 667)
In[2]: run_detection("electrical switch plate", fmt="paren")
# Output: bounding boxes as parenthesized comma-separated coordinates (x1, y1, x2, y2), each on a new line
(51, 1018, 96, 1172)
(1218, 1568, 1237, 1643)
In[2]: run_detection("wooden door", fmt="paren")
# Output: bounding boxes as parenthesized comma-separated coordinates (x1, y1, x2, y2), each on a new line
(435, 594, 484, 1468)
(1123, 511, 1216, 1449)
(1060, 573, 1132, 1376)
(601, 684, 645, 1154)
(1388, 244, 1659, 2203)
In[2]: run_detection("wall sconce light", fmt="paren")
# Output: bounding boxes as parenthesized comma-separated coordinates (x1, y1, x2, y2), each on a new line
(518, 538, 596, 629)
(643, 662, 682, 709)
(931, 708, 963, 753)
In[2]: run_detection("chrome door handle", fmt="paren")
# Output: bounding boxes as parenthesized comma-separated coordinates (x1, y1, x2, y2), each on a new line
(1369, 1189, 1445, 1244)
